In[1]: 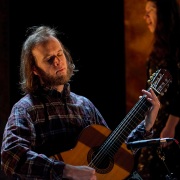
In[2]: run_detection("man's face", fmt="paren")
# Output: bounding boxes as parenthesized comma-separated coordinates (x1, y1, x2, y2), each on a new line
(32, 36, 72, 87)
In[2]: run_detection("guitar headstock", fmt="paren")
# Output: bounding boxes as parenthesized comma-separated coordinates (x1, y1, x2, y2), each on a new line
(147, 69, 172, 96)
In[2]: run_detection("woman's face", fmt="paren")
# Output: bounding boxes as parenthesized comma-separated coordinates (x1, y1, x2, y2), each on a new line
(144, 1, 157, 33)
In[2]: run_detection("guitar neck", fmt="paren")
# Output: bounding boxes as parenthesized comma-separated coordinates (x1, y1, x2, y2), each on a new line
(101, 95, 151, 154)
(118, 95, 151, 139)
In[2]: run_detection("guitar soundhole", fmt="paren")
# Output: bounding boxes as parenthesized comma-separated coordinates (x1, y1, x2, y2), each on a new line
(87, 147, 114, 174)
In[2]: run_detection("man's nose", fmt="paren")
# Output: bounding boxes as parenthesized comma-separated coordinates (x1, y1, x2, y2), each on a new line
(54, 56, 61, 66)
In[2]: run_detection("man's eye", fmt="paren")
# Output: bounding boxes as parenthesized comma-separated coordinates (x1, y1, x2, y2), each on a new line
(47, 56, 55, 63)
(57, 53, 62, 57)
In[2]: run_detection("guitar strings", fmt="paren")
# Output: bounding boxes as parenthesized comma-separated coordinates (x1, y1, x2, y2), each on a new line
(88, 93, 149, 169)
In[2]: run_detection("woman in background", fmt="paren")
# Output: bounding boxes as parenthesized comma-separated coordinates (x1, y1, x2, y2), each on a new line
(136, 0, 180, 179)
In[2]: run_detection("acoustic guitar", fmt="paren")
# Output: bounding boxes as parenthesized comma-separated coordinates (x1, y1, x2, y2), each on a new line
(50, 69, 172, 180)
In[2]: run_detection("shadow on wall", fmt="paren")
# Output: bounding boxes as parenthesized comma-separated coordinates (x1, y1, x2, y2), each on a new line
(124, 0, 153, 113)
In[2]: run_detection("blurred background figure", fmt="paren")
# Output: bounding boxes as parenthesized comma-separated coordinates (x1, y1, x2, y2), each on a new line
(136, 0, 180, 179)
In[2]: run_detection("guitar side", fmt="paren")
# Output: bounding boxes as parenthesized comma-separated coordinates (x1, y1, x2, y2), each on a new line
(50, 124, 134, 180)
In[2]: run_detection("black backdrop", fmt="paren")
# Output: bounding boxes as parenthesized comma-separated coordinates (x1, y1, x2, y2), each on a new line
(1, 0, 125, 179)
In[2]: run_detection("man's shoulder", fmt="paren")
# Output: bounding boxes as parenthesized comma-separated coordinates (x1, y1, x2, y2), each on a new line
(70, 92, 95, 108)
(13, 93, 38, 108)
(70, 91, 90, 101)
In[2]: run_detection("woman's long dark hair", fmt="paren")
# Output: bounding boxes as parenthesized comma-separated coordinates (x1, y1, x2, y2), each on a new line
(148, 0, 180, 67)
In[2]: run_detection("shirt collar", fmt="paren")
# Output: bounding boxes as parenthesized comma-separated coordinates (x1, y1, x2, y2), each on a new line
(35, 83, 71, 98)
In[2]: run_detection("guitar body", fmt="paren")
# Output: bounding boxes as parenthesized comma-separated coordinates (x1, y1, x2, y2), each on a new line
(51, 124, 134, 180)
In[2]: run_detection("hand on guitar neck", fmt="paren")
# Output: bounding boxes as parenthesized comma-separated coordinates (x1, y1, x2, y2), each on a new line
(142, 88, 160, 132)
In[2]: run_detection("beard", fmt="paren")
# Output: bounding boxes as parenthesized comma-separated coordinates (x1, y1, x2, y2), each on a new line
(35, 63, 73, 87)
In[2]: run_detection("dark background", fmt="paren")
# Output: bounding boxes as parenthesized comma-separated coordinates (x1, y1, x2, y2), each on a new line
(9, 0, 126, 127)
(0, 0, 125, 179)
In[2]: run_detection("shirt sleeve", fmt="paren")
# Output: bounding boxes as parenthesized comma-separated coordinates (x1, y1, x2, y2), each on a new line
(83, 96, 109, 128)
(125, 120, 154, 154)
(1, 104, 65, 179)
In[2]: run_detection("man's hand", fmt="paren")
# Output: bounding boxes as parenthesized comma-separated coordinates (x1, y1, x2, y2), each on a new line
(63, 164, 97, 180)
(142, 88, 160, 131)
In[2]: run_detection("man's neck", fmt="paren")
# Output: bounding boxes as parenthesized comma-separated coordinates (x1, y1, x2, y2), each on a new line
(54, 84, 64, 93)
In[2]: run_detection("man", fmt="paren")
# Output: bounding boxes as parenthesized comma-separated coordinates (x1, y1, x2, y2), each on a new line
(1, 25, 160, 179)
